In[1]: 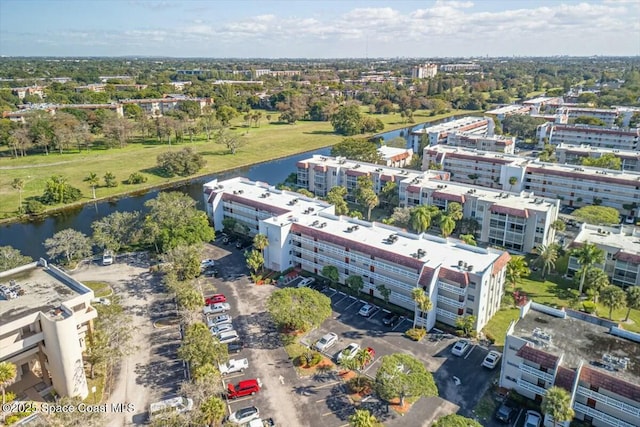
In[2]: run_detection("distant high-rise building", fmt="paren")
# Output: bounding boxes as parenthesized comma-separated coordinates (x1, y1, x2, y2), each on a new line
(411, 63, 438, 79)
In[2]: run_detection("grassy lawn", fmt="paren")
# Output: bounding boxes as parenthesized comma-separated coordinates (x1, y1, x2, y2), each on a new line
(0, 109, 472, 222)
(83, 281, 112, 298)
(483, 272, 640, 346)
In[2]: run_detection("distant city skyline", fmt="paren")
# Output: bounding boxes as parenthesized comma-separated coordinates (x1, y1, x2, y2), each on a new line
(0, 0, 639, 58)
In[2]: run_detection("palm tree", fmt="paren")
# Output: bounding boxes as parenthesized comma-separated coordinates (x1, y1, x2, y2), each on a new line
(571, 242, 605, 294)
(506, 256, 530, 290)
(0, 361, 17, 405)
(600, 285, 626, 320)
(508, 176, 518, 191)
(252, 233, 269, 254)
(411, 288, 433, 328)
(410, 206, 432, 233)
(349, 409, 381, 427)
(624, 286, 640, 322)
(541, 386, 575, 427)
(322, 265, 339, 288)
(84, 172, 99, 199)
(460, 234, 476, 246)
(198, 396, 226, 427)
(582, 267, 609, 303)
(439, 214, 456, 238)
(536, 244, 558, 280)
(11, 178, 25, 211)
(446, 202, 463, 221)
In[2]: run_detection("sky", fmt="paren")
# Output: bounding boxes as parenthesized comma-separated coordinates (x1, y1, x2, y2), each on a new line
(0, 0, 639, 58)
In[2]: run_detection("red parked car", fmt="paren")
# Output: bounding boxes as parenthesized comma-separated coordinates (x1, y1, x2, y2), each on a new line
(227, 378, 262, 399)
(205, 294, 226, 305)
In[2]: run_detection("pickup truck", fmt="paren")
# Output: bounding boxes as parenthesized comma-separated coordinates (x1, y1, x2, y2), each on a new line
(218, 358, 248, 375)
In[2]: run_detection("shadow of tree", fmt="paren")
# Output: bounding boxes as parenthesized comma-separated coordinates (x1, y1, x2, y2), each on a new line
(324, 384, 354, 421)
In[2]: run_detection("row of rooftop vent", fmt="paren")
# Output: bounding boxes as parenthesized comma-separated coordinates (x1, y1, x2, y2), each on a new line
(344, 225, 360, 233)
(411, 248, 427, 259)
(457, 260, 474, 271)
(0, 280, 24, 300)
(232, 189, 245, 195)
(287, 198, 300, 206)
(259, 192, 271, 198)
(311, 220, 328, 228)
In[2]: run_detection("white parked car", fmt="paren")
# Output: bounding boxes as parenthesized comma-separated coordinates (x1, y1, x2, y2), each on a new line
(218, 358, 249, 375)
(358, 304, 376, 317)
(207, 314, 232, 327)
(451, 339, 471, 357)
(228, 406, 260, 424)
(524, 410, 542, 427)
(482, 350, 502, 369)
(297, 277, 315, 288)
(102, 251, 114, 266)
(315, 332, 338, 352)
(210, 323, 235, 336)
(91, 297, 111, 306)
(218, 330, 240, 344)
(201, 259, 216, 268)
(203, 302, 231, 315)
(337, 343, 360, 363)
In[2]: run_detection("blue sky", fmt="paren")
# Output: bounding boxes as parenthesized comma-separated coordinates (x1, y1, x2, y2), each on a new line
(1, 0, 638, 57)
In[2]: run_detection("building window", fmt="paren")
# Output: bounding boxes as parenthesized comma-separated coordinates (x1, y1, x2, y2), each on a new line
(466, 308, 474, 315)
(469, 282, 476, 289)
(467, 294, 475, 302)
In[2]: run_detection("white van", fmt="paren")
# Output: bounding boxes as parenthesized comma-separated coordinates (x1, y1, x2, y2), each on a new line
(102, 251, 114, 266)
(149, 396, 193, 420)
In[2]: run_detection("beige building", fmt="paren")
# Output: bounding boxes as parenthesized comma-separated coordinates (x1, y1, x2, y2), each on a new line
(501, 302, 640, 427)
(377, 146, 413, 167)
(485, 105, 531, 122)
(411, 63, 438, 79)
(204, 177, 511, 331)
(410, 116, 491, 152)
(568, 224, 640, 288)
(446, 132, 516, 154)
(541, 123, 640, 151)
(0, 261, 97, 400)
(554, 143, 640, 172)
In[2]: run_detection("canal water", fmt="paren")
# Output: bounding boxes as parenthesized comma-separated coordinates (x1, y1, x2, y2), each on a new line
(0, 147, 331, 259)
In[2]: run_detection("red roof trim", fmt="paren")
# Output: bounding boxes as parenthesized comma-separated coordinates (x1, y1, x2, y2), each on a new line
(431, 191, 465, 203)
(492, 251, 511, 275)
(490, 205, 529, 218)
(222, 193, 290, 216)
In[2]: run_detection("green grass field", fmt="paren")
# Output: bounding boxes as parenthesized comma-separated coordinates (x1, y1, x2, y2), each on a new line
(0, 109, 472, 222)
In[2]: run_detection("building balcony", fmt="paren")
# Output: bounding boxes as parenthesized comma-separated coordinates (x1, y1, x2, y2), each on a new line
(437, 295, 465, 309)
(516, 378, 547, 396)
(573, 402, 637, 427)
(1, 332, 44, 358)
(519, 363, 554, 383)
(576, 386, 640, 418)
(435, 308, 459, 321)
(437, 280, 466, 296)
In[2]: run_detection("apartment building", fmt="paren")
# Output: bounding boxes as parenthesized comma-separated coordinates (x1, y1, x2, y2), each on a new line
(168, 81, 193, 91)
(541, 123, 639, 151)
(74, 83, 106, 93)
(567, 224, 640, 288)
(501, 302, 640, 427)
(99, 75, 133, 83)
(203, 177, 511, 331)
(121, 96, 212, 116)
(485, 104, 531, 122)
(411, 63, 438, 79)
(562, 107, 619, 127)
(377, 146, 413, 167)
(0, 261, 97, 400)
(555, 143, 640, 172)
(424, 145, 640, 212)
(3, 102, 124, 122)
(297, 155, 559, 253)
(522, 96, 563, 114)
(446, 132, 516, 154)
(439, 63, 480, 72)
(409, 116, 492, 152)
(11, 86, 45, 100)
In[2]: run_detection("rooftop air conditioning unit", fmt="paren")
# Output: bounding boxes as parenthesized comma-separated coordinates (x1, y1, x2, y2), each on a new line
(467, 265, 473, 271)
(458, 260, 464, 267)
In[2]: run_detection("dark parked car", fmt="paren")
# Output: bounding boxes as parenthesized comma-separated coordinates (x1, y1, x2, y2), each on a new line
(227, 341, 245, 354)
(382, 312, 400, 327)
(495, 403, 518, 423)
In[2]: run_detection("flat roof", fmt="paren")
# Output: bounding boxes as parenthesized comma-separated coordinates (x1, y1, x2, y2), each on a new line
(556, 143, 640, 158)
(378, 146, 411, 159)
(512, 307, 640, 385)
(425, 145, 528, 165)
(485, 105, 530, 115)
(0, 266, 83, 324)
(411, 116, 488, 134)
(292, 212, 501, 273)
(297, 155, 433, 182)
(573, 224, 640, 254)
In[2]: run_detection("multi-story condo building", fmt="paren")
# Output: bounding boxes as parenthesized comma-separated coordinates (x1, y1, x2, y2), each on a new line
(522, 96, 563, 114)
(121, 96, 212, 117)
(11, 86, 45, 100)
(501, 302, 640, 427)
(485, 105, 531, 122)
(377, 146, 413, 168)
(540, 123, 640, 151)
(439, 63, 480, 72)
(297, 155, 559, 253)
(423, 146, 640, 212)
(3, 102, 124, 122)
(446, 132, 516, 154)
(561, 107, 620, 127)
(0, 261, 97, 399)
(567, 224, 640, 288)
(203, 177, 511, 331)
(555, 143, 640, 172)
(411, 63, 438, 79)
(409, 116, 492, 152)
(74, 83, 107, 93)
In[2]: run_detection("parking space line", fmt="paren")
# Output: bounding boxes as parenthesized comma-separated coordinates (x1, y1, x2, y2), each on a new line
(312, 381, 342, 390)
(226, 395, 255, 404)
(391, 317, 409, 331)
(344, 298, 360, 310)
(335, 295, 349, 305)
(464, 345, 476, 360)
(361, 358, 380, 375)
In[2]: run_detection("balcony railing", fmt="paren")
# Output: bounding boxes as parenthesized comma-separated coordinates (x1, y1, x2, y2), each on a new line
(435, 308, 459, 321)
(437, 280, 466, 296)
(573, 402, 637, 427)
(516, 378, 547, 396)
(519, 363, 554, 383)
(577, 386, 640, 418)
(438, 295, 465, 309)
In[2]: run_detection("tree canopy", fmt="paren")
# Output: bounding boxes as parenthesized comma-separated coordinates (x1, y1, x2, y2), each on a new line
(433, 414, 482, 427)
(156, 147, 206, 177)
(572, 205, 620, 225)
(375, 353, 438, 406)
(331, 138, 381, 163)
(266, 287, 332, 332)
(178, 322, 228, 370)
(44, 228, 92, 264)
(0, 246, 32, 272)
(581, 153, 622, 170)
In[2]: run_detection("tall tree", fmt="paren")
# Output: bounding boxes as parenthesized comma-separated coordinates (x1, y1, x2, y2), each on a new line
(330, 104, 364, 136)
(41, 175, 82, 205)
(376, 284, 391, 303)
(321, 265, 340, 288)
(198, 396, 226, 427)
(582, 267, 609, 303)
(214, 126, 245, 154)
(374, 353, 438, 407)
(410, 206, 433, 233)
(535, 244, 558, 280)
(571, 242, 605, 294)
(156, 147, 206, 177)
(330, 137, 381, 163)
(245, 249, 265, 274)
(439, 214, 456, 238)
(161, 244, 202, 281)
(345, 275, 364, 296)
(0, 361, 17, 405)
(326, 186, 349, 215)
(0, 246, 33, 272)
(44, 229, 92, 264)
(348, 409, 382, 427)
(253, 233, 269, 254)
(600, 285, 626, 320)
(541, 386, 575, 427)
(91, 211, 142, 252)
(433, 414, 482, 427)
(266, 287, 332, 333)
(446, 202, 463, 221)
(460, 234, 477, 246)
(178, 323, 228, 370)
(411, 288, 433, 328)
(11, 178, 25, 211)
(506, 256, 530, 290)
(455, 315, 477, 338)
(84, 172, 100, 199)
(624, 286, 640, 322)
